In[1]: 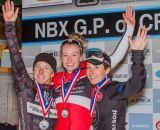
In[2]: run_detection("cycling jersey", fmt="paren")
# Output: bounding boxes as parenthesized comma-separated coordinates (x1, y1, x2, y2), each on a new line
(54, 69, 91, 130)
(91, 50, 146, 130)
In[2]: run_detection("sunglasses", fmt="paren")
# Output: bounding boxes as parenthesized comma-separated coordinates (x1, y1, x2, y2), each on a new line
(62, 39, 81, 46)
(86, 51, 104, 59)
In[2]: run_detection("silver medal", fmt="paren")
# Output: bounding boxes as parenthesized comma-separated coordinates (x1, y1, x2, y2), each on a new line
(61, 109, 69, 118)
(39, 119, 49, 130)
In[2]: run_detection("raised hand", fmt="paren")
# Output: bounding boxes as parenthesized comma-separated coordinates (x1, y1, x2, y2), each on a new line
(2, 0, 19, 22)
(123, 6, 135, 27)
(128, 26, 148, 51)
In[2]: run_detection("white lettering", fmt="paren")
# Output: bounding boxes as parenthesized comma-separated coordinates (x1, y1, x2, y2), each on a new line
(74, 19, 87, 34)
(139, 13, 160, 31)
(35, 23, 45, 38)
(139, 14, 153, 31)
(112, 110, 117, 130)
(59, 21, 68, 36)
(155, 13, 160, 30)
(47, 22, 57, 37)
(35, 21, 69, 38)
(116, 20, 125, 33)
(93, 18, 104, 34)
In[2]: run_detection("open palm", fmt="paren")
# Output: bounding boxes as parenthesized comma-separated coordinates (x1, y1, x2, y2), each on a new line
(2, 0, 19, 22)
(128, 26, 148, 51)
(123, 6, 135, 27)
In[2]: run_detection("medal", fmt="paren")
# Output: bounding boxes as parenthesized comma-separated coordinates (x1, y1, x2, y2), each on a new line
(61, 109, 69, 118)
(35, 81, 53, 129)
(39, 119, 49, 130)
(61, 68, 80, 118)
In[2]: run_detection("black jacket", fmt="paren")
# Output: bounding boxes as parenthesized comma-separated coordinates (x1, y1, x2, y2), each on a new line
(92, 50, 146, 130)
(5, 22, 56, 130)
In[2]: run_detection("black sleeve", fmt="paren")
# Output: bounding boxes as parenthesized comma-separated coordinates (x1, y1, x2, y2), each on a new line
(5, 21, 33, 90)
(107, 50, 146, 100)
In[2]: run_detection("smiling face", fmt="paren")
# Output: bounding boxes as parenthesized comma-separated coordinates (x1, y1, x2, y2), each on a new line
(33, 61, 54, 84)
(60, 44, 83, 74)
(86, 62, 110, 85)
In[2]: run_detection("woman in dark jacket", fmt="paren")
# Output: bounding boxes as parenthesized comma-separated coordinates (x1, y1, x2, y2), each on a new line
(85, 26, 148, 130)
(2, 0, 57, 130)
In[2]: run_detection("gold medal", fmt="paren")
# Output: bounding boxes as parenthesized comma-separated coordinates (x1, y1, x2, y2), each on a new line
(61, 109, 69, 118)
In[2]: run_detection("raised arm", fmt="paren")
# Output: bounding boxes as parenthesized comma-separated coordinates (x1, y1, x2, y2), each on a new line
(110, 6, 135, 68)
(108, 26, 148, 99)
(3, 0, 29, 83)
(123, 26, 148, 97)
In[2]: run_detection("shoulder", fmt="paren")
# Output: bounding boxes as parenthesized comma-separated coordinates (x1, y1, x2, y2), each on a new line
(52, 71, 63, 89)
(105, 81, 125, 93)
(79, 69, 86, 77)
(54, 71, 63, 78)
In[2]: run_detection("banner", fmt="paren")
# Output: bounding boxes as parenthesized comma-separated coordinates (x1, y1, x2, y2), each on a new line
(22, 8, 160, 44)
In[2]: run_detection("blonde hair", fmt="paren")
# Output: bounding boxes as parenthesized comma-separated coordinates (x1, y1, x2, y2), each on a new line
(68, 32, 86, 45)
(60, 33, 88, 55)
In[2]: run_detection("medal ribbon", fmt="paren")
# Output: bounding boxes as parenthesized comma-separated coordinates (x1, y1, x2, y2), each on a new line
(35, 81, 53, 117)
(90, 76, 111, 117)
(61, 68, 81, 103)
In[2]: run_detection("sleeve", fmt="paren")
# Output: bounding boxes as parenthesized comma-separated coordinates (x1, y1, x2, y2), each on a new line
(5, 21, 31, 88)
(107, 50, 146, 100)
(110, 25, 134, 69)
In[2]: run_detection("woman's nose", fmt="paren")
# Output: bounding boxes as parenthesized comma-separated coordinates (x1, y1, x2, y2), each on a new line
(67, 56, 72, 61)
(39, 68, 44, 73)
(89, 69, 94, 75)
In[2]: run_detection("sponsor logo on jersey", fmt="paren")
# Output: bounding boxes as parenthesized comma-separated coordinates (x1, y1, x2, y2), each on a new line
(112, 110, 117, 130)
(96, 91, 103, 101)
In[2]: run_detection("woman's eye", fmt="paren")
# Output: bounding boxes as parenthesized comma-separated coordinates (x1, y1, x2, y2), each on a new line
(44, 67, 49, 70)
(63, 54, 67, 57)
(95, 66, 99, 69)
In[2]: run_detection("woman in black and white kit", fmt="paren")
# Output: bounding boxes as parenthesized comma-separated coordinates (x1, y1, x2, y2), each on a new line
(85, 26, 148, 130)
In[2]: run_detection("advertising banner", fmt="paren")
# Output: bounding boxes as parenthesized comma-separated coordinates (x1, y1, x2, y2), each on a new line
(22, 8, 160, 43)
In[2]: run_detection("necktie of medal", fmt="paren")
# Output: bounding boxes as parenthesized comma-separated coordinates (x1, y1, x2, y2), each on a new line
(61, 68, 81, 118)
(90, 76, 111, 117)
(35, 81, 53, 130)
